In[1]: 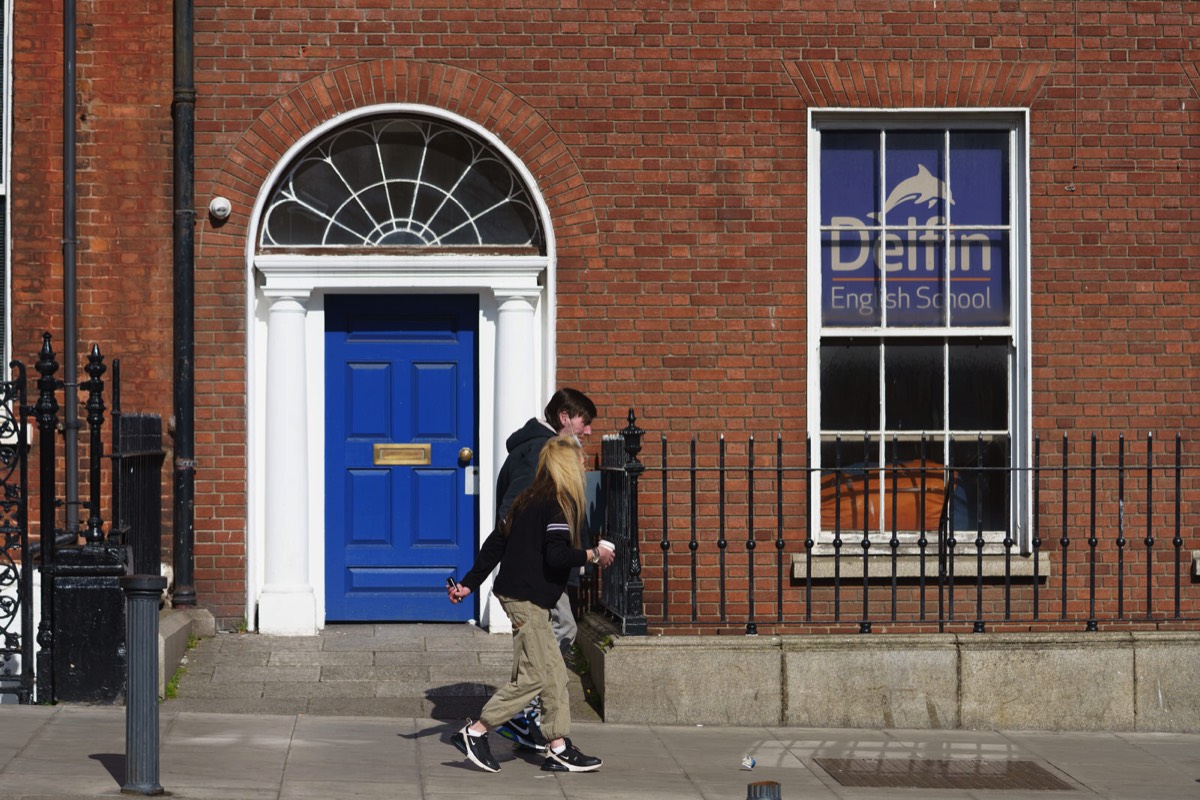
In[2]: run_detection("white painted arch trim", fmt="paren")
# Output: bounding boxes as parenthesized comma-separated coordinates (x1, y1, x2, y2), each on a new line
(243, 103, 558, 634)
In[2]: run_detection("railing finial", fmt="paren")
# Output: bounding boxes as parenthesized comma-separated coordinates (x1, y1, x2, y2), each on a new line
(621, 408, 644, 467)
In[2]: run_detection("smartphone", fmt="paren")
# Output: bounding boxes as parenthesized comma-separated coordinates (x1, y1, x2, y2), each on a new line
(446, 577, 457, 590)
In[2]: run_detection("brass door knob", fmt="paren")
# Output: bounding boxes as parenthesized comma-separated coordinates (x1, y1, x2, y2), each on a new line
(458, 447, 474, 466)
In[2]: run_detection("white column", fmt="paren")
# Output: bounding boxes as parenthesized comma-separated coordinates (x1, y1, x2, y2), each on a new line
(492, 290, 541, 478)
(258, 291, 317, 635)
(484, 288, 540, 632)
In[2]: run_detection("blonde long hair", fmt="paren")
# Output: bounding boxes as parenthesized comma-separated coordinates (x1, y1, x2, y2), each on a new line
(503, 434, 587, 546)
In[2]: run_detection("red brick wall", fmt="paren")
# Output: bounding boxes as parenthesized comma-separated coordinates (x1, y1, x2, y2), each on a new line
(12, 1, 1200, 624)
(12, 0, 173, 405)
(11, 0, 174, 554)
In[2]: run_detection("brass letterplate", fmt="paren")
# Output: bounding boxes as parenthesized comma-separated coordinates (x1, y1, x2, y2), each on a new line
(373, 443, 431, 466)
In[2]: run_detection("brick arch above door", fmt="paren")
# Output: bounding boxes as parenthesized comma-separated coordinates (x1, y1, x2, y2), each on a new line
(208, 59, 599, 255)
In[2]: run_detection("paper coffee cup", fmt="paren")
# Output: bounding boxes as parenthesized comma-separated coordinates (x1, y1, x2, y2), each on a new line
(598, 539, 615, 554)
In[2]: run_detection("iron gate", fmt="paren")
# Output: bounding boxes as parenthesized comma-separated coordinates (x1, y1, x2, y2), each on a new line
(0, 335, 165, 704)
(0, 365, 30, 702)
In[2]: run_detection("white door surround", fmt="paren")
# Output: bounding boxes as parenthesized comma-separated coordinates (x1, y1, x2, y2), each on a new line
(244, 105, 556, 635)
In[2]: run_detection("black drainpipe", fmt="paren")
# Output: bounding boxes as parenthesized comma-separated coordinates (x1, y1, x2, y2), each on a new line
(63, 0, 79, 537)
(171, 0, 196, 606)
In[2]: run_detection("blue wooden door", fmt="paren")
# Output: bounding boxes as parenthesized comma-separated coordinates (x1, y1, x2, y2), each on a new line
(325, 294, 477, 622)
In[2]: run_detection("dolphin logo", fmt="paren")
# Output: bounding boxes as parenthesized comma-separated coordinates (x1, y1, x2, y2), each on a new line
(869, 163, 953, 220)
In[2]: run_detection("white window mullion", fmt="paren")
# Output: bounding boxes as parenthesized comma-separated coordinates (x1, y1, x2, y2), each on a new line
(943, 338, 951, 468)
(879, 129, 888, 329)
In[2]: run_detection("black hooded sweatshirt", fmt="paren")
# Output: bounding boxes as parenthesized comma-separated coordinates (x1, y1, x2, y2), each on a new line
(460, 496, 588, 609)
(494, 417, 556, 522)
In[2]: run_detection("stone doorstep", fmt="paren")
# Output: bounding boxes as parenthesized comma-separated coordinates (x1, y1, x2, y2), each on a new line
(159, 607, 216, 698)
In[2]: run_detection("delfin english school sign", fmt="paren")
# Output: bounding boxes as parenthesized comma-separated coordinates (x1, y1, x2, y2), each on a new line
(820, 130, 1010, 328)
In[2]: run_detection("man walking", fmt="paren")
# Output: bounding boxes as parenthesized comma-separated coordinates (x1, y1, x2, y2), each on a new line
(467, 387, 598, 752)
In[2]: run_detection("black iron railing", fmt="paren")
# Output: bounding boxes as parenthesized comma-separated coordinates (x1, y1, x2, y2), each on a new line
(592, 416, 646, 634)
(0, 364, 31, 702)
(1, 336, 166, 704)
(590, 412, 1199, 636)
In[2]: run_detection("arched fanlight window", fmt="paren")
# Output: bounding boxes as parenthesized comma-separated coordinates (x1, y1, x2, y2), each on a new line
(260, 116, 544, 251)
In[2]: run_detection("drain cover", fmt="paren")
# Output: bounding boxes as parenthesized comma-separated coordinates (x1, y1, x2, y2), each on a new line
(814, 758, 1074, 791)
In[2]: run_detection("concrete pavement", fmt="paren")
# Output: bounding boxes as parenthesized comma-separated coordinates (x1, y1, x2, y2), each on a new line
(4, 704, 1200, 799)
(0, 622, 1198, 799)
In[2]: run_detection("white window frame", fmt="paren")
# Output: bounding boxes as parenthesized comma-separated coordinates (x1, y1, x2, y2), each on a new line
(806, 109, 1032, 553)
(1, 0, 11, 369)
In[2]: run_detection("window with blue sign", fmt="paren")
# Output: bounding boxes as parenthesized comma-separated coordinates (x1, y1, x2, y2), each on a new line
(809, 113, 1030, 548)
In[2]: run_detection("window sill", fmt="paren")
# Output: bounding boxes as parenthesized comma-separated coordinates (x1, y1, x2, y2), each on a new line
(792, 549, 1051, 581)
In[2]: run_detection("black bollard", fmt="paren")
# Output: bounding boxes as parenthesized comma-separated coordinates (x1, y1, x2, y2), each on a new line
(120, 574, 167, 796)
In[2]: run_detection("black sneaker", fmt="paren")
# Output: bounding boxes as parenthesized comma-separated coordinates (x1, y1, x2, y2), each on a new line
(451, 722, 501, 773)
(495, 712, 549, 752)
(540, 738, 602, 773)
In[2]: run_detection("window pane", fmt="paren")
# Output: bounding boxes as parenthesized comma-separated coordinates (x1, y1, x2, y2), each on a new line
(949, 230, 1009, 326)
(821, 131, 880, 223)
(884, 131, 948, 226)
(327, 127, 386, 196)
(821, 438, 878, 470)
(884, 341, 944, 431)
(376, 121, 430, 181)
(883, 436, 945, 466)
(821, 340, 879, 431)
(819, 438, 879, 536)
(822, 230, 881, 326)
(885, 229, 946, 327)
(880, 458, 949, 534)
(949, 342, 1008, 430)
(948, 436, 1010, 534)
(949, 131, 1009, 226)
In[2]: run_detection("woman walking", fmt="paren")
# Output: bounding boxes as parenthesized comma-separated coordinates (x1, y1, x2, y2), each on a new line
(447, 434, 615, 773)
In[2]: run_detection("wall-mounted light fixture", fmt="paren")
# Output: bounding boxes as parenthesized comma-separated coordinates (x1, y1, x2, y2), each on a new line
(208, 196, 232, 221)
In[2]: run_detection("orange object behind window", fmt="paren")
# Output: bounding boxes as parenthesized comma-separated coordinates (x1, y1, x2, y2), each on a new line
(820, 461, 947, 533)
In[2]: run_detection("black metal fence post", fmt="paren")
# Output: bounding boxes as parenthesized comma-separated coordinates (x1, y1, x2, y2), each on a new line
(745, 435, 757, 635)
(658, 435, 669, 622)
(620, 410, 646, 635)
(1173, 433, 1182, 620)
(33, 333, 61, 703)
(717, 435, 727, 623)
(1144, 432, 1154, 619)
(774, 436, 785, 625)
(83, 345, 106, 545)
(1032, 436, 1042, 619)
(121, 574, 167, 796)
(689, 437, 699, 622)
(1087, 434, 1099, 632)
(49, 342, 128, 704)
